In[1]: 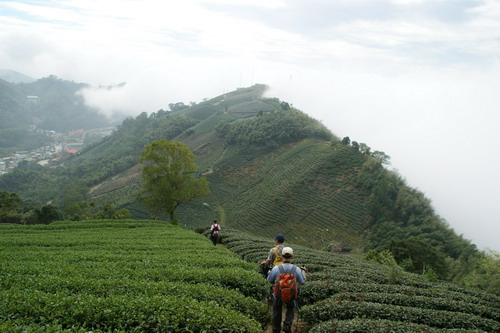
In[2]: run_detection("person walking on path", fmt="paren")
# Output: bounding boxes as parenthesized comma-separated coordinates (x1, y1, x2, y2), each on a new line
(210, 220, 220, 246)
(267, 246, 306, 333)
(260, 234, 285, 274)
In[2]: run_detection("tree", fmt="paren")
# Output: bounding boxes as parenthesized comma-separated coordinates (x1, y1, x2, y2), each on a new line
(168, 102, 188, 112)
(341, 136, 351, 145)
(387, 237, 448, 279)
(63, 201, 93, 221)
(372, 150, 391, 165)
(0, 191, 23, 214)
(93, 204, 131, 220)
(462, 249, 500, 296)
(366, 249, 403, 283)
(280, 101, 290, 110)
(359, 143, 371, 155)
(37, 204, 62, 224)
(138, 139, 210, 221)
(351, 141, 359, 152)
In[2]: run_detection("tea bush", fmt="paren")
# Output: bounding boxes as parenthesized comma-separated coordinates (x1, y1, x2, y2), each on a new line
(218, 228, 500, 332)
(0, 220, 269, 332)
(301, 300, 499, 331)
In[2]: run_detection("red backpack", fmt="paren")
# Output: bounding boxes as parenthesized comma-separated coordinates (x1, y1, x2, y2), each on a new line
(273, 265, 298, 303)
(211, 224, 219, 235)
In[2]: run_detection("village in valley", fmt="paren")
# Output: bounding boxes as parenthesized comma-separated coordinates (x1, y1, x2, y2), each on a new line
(0, 127, 114, 175)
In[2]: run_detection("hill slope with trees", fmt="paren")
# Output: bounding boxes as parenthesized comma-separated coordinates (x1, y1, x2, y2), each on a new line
(0, 84, 495, 293)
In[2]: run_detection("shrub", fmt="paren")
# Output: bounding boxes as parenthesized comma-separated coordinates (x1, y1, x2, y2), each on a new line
(301, 300, 499, 331)
(308, 319, 485, 333)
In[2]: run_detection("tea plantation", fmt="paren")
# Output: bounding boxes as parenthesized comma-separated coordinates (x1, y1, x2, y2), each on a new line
(0, 220, 269, 332)
(218, 228, 500, 332)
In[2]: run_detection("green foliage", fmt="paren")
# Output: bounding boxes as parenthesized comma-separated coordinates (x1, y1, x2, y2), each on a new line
(0, 190, 23, 213)
(309, 319, 484, 333)
(461, 249, 500, 296)
(0, 166, 89, 208)
(0, 190, 62, 225)
(168, 101, 189, 112)
(63, 201, 131, 221)
(300, 280, 500, 310)
(356, 155, 482, 284)
(139, 139, 209, 220)
(217, 109, 333, 147)
(386, 237, 448, 279)
(67, 113, 199, 187)
(0, 112, 199, 207)
(36, 204, 62, 224)
(366, 249, 398, 266)
(0, 220, 268, 331)
(301, 300, 499, 331)
(366, 249, 403, 283)
(323, 292, 499, 321)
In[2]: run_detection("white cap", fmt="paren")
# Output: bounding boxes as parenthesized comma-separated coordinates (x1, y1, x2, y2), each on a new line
(282, 247, 293, 257)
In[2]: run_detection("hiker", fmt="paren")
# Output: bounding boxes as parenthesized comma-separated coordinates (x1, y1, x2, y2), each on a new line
(210, 220, 220, 246)
(267, 246, 306, 333)
(260, 234, 285, 276)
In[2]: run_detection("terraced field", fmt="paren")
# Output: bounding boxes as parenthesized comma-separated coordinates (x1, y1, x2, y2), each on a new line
(0, 220, 269, 332)
(219, 228, 500, 332)
(76, 84, 369, 251)
(180, 140, 370, 250)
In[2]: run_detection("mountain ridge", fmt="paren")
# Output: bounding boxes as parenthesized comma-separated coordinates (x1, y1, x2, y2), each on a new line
(0, 69, 35, 84)
(0, 83, 485, 287)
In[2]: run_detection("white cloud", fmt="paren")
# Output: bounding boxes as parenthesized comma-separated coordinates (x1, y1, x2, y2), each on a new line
(205, 0, 287, 9)
(268, 61, 500, 251)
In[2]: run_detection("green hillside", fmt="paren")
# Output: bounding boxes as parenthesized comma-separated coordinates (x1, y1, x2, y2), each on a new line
(0, 84, 489, 290)
(176, 140, 368, 251)
(15, 75, 112, 132)
(0, 79, 53, 155)
(0, 220, 269, 332)
(0, 78, 31, 129)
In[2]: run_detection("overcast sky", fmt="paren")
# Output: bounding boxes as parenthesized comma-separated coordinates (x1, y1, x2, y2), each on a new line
(1, 0, 499, 252)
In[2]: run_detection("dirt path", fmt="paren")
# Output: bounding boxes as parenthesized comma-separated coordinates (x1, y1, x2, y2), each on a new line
(262, 308, 308, 333)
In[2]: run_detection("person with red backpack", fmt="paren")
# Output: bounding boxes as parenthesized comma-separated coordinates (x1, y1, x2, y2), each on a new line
(210, 220, 220, 246)
(266, 246, 306, 333)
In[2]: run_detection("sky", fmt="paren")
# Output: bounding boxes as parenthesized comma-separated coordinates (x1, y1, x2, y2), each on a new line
(0, 0, 499, 252)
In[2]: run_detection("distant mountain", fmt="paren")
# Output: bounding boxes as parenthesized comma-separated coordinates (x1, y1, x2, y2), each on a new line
(0, 69, 35, 83)
(0, 75, 114, 155)
(0, 77, 31, 129)
(16, 75, 114, 131)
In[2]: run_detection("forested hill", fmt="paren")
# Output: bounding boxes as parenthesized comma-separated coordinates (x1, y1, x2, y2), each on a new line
(0, 75, 112, 155)
(0, 84, 485, 286)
